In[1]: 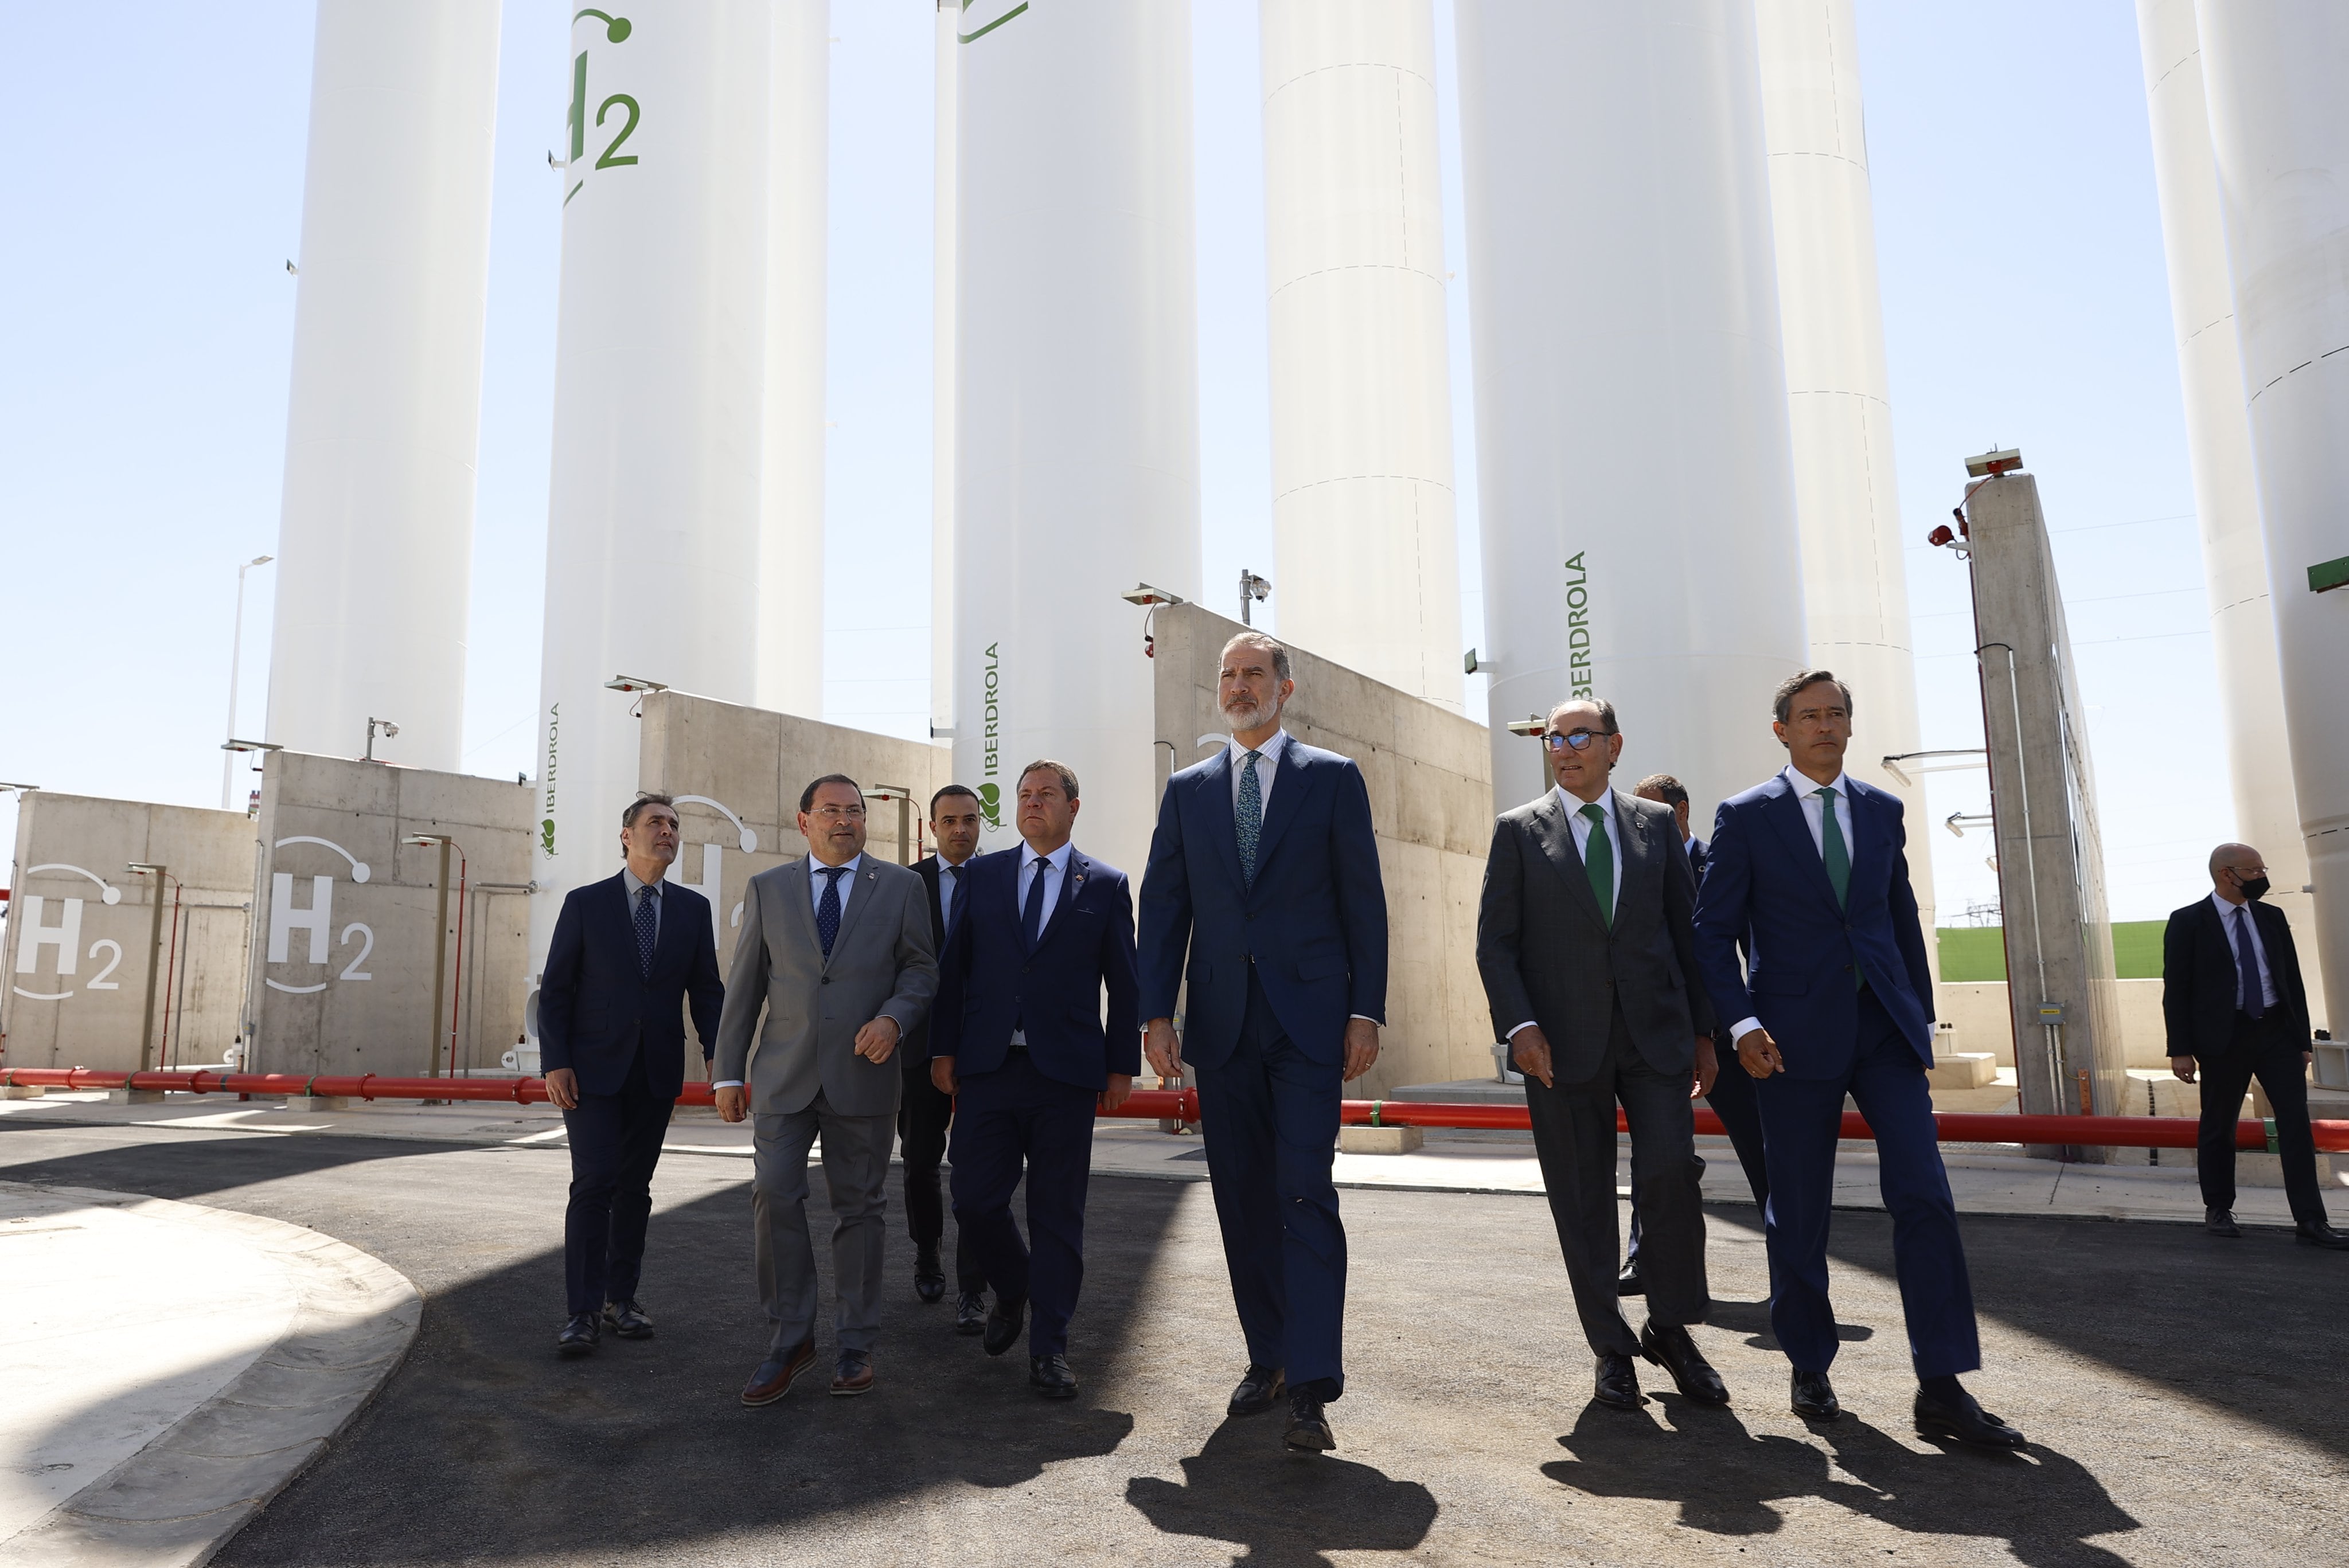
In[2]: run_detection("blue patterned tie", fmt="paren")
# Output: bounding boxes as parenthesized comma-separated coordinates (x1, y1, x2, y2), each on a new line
(2234, 905, 2265, 1019)
(815, 866, 845, 959)
(633, 883, 657, 977)
(1022, 856, 1049, 949)
(1235, 749, 1264, 887)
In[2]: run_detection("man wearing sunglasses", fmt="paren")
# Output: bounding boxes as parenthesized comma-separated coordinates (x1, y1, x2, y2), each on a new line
(1476, 699, 1729, 1411)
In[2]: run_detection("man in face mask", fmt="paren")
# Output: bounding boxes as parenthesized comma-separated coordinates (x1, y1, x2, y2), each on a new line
(2164, 842, 2348, 1248)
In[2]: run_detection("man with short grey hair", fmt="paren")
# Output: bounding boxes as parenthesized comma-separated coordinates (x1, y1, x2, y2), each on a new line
(715, 775, 939, 1403)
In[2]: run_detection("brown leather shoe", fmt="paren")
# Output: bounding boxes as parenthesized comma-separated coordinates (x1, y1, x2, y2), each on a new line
(830, 1349, 875, 1397)
(740, 1338, 817, 1407)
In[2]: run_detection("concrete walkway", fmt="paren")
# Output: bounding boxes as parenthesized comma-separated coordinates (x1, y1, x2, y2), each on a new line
(2, 1087, 2335, 1230)
(0, 1179, 417, 1566)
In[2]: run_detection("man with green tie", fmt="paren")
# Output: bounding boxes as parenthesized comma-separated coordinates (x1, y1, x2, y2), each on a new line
(1475, 698, 1730, 1411)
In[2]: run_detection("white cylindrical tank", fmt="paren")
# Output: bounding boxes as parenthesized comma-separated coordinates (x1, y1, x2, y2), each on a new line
(1454, 0, 1808, 818)
(2137, 0, 2319, 999)
(755, 1, 829, 718)
(1259, 0, 1464, 711)
(1755, 0, 1937, 957)
(2196, 0, 2349, 1029)
(532, 3, 815, 967)
(930, 0, 959, 741)
(266, 1, 502, 771)
(953, 0, 1201, 877)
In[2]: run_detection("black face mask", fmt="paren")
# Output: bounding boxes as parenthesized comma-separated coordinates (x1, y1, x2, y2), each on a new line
(2236, 873, 2272, 902)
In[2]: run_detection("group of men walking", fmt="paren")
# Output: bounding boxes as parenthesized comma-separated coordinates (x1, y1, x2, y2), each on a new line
(531, 632, 2341, 1458)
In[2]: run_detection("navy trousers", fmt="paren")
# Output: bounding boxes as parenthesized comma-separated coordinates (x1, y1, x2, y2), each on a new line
(1195, 967, 1347, 1399)
(950, 1050, 1098, 1358)
(561, 1045, 675, 1316)
(1626, 1039, 1769, 1268)
(1754, 988, 1979, 1379)
(899, 1061, 988, 1295)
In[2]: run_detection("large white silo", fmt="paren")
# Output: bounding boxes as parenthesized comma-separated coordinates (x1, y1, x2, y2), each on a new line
(756, 1, 830, 718)
(531, 3, 825, 967)
(1755, 0, 1937, 955)
(1259, 0, 1464, 712)
(1454, 0, 1808, 818)
(2136, 0, 2319, 998)
(930, 0, 959, 742)
(266, 1, 502, 771)
(952, 0, 1202, 877)
(2196, 0, 2349, 1028)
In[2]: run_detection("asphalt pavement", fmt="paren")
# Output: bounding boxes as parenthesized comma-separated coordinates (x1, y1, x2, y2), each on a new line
(2, 1118, 2342, 1567)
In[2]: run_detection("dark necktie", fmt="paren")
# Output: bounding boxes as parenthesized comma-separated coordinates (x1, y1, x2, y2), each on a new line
(2234, 905, 2265, 1020)
(941, 863, 959, 934)
(1236, 750, 1264, 886)
(633, 883, 657, 977)
(816, 866, 845, 959)
(1578, 803, 1613, 928)
(1023, 855, 1050, 949)
(1814, 787, 1851, 908)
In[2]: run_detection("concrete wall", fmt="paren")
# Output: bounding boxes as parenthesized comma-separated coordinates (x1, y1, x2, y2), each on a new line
(630, 691, 950, 1079)
(1940, 978, 2173, 1070)
(1151, 605, 1496, 1096)
(3, 793, 256, 1072)
(245, 752, 535, 1077)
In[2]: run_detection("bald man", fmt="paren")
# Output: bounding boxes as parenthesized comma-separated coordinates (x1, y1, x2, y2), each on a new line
(2163, 843, 2347, 1248)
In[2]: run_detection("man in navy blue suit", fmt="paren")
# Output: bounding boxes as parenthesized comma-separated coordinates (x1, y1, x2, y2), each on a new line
(537, 793, 725, 1358)
(1139, 631, 1388, 1453)
(1620, 772, 1768, 1299)
(927, 760, 1138, 1399)
(1692, 672, 2023, 1449)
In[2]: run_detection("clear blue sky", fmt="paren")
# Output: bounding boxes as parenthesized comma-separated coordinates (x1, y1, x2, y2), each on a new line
(2, 1, 2218, 921)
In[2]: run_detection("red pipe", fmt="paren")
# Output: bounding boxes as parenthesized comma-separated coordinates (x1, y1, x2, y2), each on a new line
(1, 1068, 2340, 1154)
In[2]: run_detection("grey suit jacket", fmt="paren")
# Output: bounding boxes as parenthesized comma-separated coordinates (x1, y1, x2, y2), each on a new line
(714, 855, 939, 1117)
(1474, 787, 1718, 1085)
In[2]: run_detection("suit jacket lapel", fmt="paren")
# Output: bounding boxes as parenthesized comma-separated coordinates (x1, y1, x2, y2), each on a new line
(1763, 779, 1844, 912)
(1197, 754, 1250, 896)
(651, 878, 690, 972)
(1250, 741, 1309, 878)
(1031, 850, 1088, 957)
(1612, 790, 1657, 919)
(1845, 779, 1886, 899)
(781, 858, 822, 961)
(1531, 791, 1609, 936)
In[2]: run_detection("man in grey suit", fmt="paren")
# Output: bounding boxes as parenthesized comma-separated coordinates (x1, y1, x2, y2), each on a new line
(715, 774, 938, 1405)
(1476, 698, 1729, 1411)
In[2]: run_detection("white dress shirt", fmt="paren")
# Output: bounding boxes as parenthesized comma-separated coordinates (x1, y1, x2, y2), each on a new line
(1728, 766, 1856, 1043)
(935, 855, 968, 934)
(1506, 788, 1624, 1041)
(713, 853, 866, 1091)
(1019, 840, 1075, 939)
(2211, 890, 2280, 1010)
(622, 865, 664, 946)
(1227, 727, 1291, 811)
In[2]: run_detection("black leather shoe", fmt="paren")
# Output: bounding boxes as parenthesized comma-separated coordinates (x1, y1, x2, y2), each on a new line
(1228, 1364, 1287, 1417)
(955, 1291, 988, 1336)
(1283, 1390, 1335, 1452)
(914, 1246, 947, 1303)
(1617, 1260, 1645, 1297)
(1915, 1389, 2026, 1450)
(1030, 1354, 1079, 1399)
(1790, 1368, 1839, 1421)
(1640, 1322, 1730, 1406)
(1593, 1353, 1642, 1409)
(602, 1299, 653, 1339)
(2295, 1222, 2349, 1250)
(556, 1313, 599, 1358)
(2206, 1207, 2242, 1237)
(983, 1296, 1026, 1357)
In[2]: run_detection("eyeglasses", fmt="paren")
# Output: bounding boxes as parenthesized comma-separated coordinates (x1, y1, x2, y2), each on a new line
(810, 804, 867, 821)
(1543, 729, 1611, 752)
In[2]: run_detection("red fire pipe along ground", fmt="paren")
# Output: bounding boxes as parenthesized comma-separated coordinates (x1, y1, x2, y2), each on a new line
(4, 1066, 2344, 1156)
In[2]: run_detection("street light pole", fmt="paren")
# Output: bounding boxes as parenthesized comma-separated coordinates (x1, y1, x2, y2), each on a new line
(221, 555, 274, 810)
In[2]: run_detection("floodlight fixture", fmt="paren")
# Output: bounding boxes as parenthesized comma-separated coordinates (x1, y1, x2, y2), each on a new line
(604, 675, 669, 694)
(1964, 448, 2023, 479)
(1120, 584, 1187, 607)
(221, 738, 283, 753)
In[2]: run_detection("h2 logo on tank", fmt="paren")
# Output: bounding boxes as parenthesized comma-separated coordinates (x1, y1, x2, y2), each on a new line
(262, 837, 376, 995)
(563, 10, 641, 208)
(9, 865, 127, 1002)
(671, 795, 758, 940)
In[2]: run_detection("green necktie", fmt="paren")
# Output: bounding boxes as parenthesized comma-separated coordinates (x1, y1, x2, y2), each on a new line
(1579, 803, 1614, 928)
(1815, 787, 1850, 909)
